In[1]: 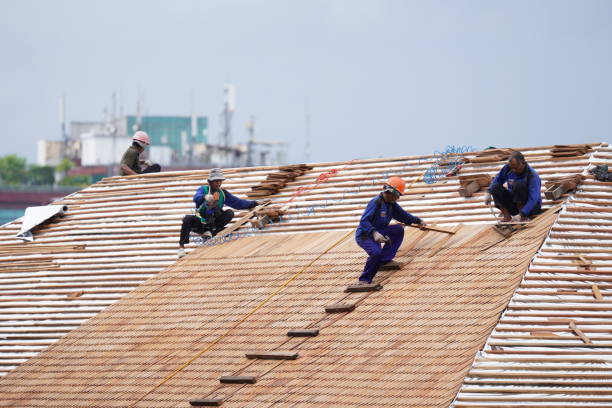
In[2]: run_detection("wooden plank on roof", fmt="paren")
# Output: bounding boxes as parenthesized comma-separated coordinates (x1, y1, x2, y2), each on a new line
(189, 398, 223, 406)
(245, 351, 299, 360)
(345, 283, 382, 293)
(569, 320, 593, 344)
(428, 223, 462, 257)
(592, 284, 604, 301)
(219, 376, 257, 384)
(324, 303, 355, 313)
(287, 328, 319, 337)
(405, 223, 457, 234)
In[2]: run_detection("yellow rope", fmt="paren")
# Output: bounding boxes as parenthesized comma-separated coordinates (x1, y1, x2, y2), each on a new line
(128, 170, 427, 406)
(128, 228, 354, 407)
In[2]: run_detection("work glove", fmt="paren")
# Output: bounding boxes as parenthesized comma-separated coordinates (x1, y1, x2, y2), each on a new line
(143, 159, 153, 167)
(511, 213, 528, 222)
(373, 231, 390, 244)
(417, 219, 427, 228)
(484, 192, 492, 206)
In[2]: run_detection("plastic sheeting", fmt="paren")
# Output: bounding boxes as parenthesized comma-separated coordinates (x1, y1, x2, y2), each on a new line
(15, 205, 67, 242)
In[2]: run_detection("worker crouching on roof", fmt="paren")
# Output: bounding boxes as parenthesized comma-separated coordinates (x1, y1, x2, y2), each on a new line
(484, 151, 542, 222)
(119, 131, 161, 176)
(177, 168, 262, 258)
(355, 176, 425, 284)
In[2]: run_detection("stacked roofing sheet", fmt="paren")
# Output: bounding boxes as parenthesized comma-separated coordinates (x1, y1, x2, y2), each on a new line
(453, 145, 612, 407)
(0, 210, 559, 407)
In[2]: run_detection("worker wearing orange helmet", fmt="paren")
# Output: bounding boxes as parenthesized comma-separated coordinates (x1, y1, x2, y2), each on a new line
(355, 176, 425, 284)
(119, 131, 161, 176)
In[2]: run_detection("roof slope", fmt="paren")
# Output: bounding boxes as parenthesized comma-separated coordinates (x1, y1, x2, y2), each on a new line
(453, 146, 612, 407)
(0, 143, 604, 377)
(0, 207, 560, 407)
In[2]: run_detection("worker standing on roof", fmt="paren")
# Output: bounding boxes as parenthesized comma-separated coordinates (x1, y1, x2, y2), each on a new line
(484, 151, 542, 222)
(119, 131, 161, 176)
(177, 168, 263, 258)
(355, 176, 425, 284)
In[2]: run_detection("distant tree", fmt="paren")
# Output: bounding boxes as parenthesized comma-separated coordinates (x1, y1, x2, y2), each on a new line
(28, 164, 55, 186)
(54, 158, 89, 186)
(55, 158, 74, 174)
(57, 174, 91, 187)
(0, 154, 27, 185)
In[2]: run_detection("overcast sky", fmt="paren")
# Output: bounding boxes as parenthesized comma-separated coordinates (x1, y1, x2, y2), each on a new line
(1, 0, 611, 164)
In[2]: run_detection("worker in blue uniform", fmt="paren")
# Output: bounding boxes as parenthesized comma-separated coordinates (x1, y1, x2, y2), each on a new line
(355, 176, 425, 284)
(484, 151, 542, 222)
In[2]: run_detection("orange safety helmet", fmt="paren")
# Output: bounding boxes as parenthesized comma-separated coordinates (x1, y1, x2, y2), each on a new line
(384, 176, 406, 196)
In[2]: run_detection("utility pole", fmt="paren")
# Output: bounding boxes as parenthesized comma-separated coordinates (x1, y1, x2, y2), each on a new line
(134, 91, 143, 132)
(219, 84, 235, 165)
(246, 115, 255, 167)
(305, 110, 311, 163)
(59, 95, 67, 160)
(190, 92, 197, 165)
(112, 91, 117, 122)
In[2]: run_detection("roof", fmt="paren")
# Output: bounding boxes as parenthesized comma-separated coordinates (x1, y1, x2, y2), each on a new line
(0, 209, 560, 407)
(0, 142, 607, 397)
(453, 145, 612, 407)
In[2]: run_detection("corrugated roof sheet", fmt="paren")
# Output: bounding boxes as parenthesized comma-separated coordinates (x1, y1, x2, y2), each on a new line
(453, 145, 612, 407)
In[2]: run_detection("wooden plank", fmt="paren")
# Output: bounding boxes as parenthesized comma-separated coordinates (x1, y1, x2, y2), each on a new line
(345, 283, 382, 293)
(219, 376, 257, 384)
(189, 398, 223, 407)
(325, 303, 355, 313)
(545, 184, 569, 200)
(458, 180, 481, 197)
(245, 351, 299, 360)
(570, 320, 593, 344)
(213, 202, 271, 239)
(405, 223, 457, 234)
(287, 328, 319, 337)
(592, 284, 604, 301)
(428, 224, 462, 256)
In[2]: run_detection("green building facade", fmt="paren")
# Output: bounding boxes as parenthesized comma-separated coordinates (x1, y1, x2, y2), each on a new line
(126, 115, 208, 152)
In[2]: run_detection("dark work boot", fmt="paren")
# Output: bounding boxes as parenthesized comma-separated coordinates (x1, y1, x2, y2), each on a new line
(379, 260, 402, 271)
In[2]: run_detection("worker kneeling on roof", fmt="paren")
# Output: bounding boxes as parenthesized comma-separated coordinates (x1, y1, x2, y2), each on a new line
(177, 168, 263, 258)
(484, 151, 542, 223)
(119, 131, 161, 176)
(355, 176, 425, 285)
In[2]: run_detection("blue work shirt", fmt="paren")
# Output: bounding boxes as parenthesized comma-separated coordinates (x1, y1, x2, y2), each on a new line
(488, 164, 542, 216)
(356, 194, 421, 238)
(193, 187, 257, 210)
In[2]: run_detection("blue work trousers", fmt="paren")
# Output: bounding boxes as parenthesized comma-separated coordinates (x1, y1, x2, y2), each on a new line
(356, 224, 404, 283)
